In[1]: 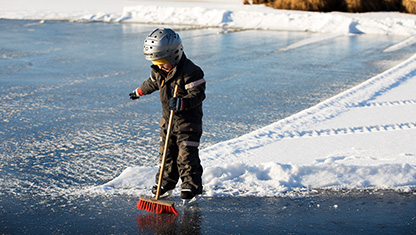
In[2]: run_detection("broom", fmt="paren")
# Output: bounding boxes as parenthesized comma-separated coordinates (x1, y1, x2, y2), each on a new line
(137, 84, 179, 216)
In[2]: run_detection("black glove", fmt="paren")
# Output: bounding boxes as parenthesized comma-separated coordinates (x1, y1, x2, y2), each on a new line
(129, 88, 141, 100)
(168, 97, 185, 111)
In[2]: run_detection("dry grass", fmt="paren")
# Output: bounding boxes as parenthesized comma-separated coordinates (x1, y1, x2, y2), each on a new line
(245, 0, 411, 13)
(346, 0, 382, 12)
(264, 0, 346, 12)
(345, 0, 402, 12)
(403, 0, 416, 13)
(383, 0, 403, 11)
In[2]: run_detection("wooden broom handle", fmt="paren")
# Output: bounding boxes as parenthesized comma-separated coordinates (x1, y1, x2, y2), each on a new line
(155, 84, 179, 200)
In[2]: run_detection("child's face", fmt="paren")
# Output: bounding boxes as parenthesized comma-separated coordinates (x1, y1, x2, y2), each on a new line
(158, 63, 173, 72)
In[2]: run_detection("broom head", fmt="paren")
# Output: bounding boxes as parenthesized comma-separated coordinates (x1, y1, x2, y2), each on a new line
(137, 195, 179, 215)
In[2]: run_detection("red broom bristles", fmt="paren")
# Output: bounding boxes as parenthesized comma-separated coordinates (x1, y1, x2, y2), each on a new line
(156, 204, 179, 215)
(137, 199, 179, 215)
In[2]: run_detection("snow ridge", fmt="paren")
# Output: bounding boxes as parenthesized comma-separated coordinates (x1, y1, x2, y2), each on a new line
(348, 99, 416, 107)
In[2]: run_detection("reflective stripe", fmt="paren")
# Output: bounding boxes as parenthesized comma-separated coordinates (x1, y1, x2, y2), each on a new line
(183, 141, 200, 147)
(185, 78, 206, 90)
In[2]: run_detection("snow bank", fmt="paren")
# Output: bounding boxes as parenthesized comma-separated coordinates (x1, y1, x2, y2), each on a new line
(93, 161, 416, 197)
(2, 0, 416, 35)
(120, 6, 416, 35)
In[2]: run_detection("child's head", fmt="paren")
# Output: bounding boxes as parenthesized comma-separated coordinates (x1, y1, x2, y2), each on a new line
(143, 28, 183, 66)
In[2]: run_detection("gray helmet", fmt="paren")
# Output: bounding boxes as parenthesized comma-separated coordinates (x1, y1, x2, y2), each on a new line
(143, 28, 183, 66)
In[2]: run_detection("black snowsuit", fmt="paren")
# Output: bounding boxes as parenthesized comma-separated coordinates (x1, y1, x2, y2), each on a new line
(139, 54, 205, 194)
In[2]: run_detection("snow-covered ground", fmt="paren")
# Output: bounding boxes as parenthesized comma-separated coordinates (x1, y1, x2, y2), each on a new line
(2, 0, 416, 197)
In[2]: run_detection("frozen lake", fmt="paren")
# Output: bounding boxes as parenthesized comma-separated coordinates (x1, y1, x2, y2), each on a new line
(1, 19, 416, 233)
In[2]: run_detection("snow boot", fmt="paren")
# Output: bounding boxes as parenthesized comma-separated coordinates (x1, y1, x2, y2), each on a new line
(180, 189, 196, 200)
(181, 189, 201, 206)
(152, 185, 173, 198)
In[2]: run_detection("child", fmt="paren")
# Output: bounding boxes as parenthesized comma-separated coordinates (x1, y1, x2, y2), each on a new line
(129, 28, 205, 200)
